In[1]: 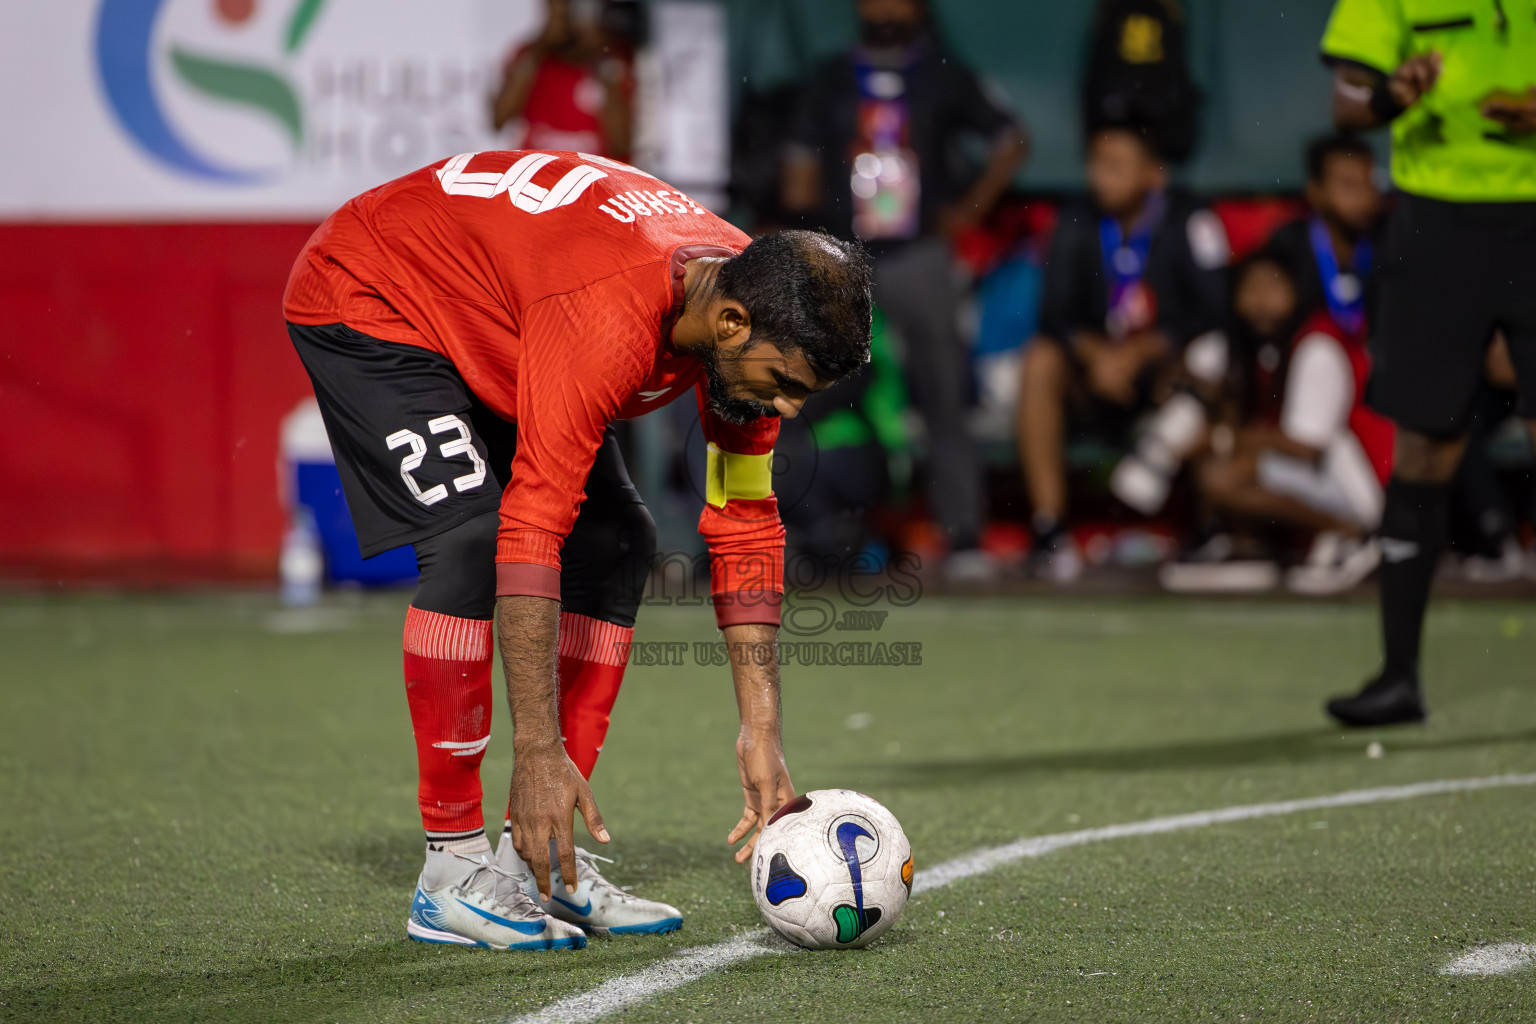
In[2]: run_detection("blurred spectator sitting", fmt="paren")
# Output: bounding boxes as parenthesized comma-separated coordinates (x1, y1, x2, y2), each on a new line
(781, 0, 1029, 584)
(1114, 133, 1382, 523)
(1150, 139, 1393, 595)
(1193, 298, 1395, 595)
(1268, 135, 1382, 328)
(1160, 255, 1395, 594)
(491, 0, 635, 159)
(1017, 123, 1228, 583)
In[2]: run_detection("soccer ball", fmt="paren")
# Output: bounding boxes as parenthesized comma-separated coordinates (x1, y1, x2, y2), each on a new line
(751, 789, 913, 949)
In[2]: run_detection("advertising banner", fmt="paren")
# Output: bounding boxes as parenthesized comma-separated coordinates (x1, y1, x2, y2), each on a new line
(0, 0, 541, 219)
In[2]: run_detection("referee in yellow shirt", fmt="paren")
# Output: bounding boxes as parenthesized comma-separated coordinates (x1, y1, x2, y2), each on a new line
(1320, 0, 1536, 725)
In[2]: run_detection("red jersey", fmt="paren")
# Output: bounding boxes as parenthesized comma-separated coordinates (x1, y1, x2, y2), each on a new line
(505, 47, 632, 156)
(284, 151, 783, 625)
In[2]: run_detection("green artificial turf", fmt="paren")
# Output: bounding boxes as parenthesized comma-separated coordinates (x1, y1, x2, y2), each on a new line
(2, 592, 1535, 1022)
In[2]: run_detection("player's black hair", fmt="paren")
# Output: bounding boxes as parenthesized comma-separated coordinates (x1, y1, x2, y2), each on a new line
(1305, 133, 1374, 183)
(717, 230, 873, 381)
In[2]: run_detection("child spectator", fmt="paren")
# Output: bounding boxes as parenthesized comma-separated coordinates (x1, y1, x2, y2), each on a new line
(1017, 123, 1228, 582)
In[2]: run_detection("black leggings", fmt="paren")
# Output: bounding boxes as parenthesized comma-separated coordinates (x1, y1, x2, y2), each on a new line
(410, 427, 657, 625)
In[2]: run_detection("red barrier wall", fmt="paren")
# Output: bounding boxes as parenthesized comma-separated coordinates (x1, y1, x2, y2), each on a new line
(0, 223, 320, 583)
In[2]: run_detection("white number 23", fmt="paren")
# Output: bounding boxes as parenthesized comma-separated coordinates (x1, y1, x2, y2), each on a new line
(386, 415, 487, 506)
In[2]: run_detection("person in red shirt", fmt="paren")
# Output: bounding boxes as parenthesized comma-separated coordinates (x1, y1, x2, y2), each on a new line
(491, 0, 635, 159)
(284, 150, 872, 950)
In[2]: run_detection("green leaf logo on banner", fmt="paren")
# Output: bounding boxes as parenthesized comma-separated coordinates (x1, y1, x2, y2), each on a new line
(166, 0, 327, 152)
(169, 48, 303, 146)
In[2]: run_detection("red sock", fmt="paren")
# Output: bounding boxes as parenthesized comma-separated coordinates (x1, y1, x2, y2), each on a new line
(403, 606, 494, 847)
(555, 612, 633, 779)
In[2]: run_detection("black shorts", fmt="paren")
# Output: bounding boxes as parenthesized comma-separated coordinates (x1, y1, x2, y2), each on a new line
(288, 322, 515, 557)
(1370, 194, 1536, 436)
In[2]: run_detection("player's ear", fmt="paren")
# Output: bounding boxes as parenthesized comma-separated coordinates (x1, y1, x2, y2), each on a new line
(715, 300, 751, 347)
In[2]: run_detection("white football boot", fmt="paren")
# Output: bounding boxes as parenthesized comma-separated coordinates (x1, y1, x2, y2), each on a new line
(407, 849, 587, 950)
(497, 834, 684, 936)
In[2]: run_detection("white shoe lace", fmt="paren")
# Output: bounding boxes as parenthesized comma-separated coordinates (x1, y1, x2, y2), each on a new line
(573, 848, 641, 903)
(450, 852, 547, 919)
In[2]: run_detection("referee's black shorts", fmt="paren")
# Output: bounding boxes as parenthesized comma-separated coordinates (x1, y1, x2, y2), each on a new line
(1369, 194, 1536, 437)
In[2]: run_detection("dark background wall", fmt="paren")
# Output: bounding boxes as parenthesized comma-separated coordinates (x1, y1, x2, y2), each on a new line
(728, 0, 1362, 192)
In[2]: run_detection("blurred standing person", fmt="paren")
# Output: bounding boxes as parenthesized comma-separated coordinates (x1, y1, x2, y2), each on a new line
(781, 0, 1029, 583)
(491, 0, 635, 160)
(1319, 0, 1536, 726)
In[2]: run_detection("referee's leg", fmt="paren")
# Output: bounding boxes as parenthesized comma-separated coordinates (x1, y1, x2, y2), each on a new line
(1325, 197, 1490, 727)
(1326, 429, 1468, 727)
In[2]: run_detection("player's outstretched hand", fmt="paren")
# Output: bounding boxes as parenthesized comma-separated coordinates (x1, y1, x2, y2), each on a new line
(507, 743, 609, 901)
(728, 727, 795, 864)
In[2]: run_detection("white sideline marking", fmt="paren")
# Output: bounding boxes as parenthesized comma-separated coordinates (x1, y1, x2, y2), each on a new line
(502, 773, 1536, 1024)
(506, 933, 784, 1024)
(1441, 943, 1536, 976)
(914, 773, 1536, 893)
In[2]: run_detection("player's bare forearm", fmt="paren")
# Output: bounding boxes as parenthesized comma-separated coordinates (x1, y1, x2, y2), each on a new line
(725, 621, 781, 734)
(723, 621, 795, 863)
(497, 594, 562, 752)
(496, 593, 608, 899)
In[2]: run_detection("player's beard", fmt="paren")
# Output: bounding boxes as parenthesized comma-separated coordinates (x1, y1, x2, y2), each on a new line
(701, 344, 775, 426)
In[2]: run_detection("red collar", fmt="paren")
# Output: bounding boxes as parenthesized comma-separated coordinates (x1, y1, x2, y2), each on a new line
(663, 243, 738, 351)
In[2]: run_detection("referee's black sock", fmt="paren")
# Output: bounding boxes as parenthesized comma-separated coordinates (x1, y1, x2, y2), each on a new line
(1377, 479, 1451, 685)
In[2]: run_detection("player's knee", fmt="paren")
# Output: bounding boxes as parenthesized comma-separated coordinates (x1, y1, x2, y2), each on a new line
(411, 510, 498, 619)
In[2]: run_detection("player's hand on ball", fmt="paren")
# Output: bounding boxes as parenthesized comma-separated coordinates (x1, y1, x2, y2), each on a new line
(508, 743, 609, 900)
(728, 727, 795, 864)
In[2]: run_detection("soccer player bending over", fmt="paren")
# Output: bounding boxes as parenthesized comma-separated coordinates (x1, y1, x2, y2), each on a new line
(284, 151, 872, 949)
